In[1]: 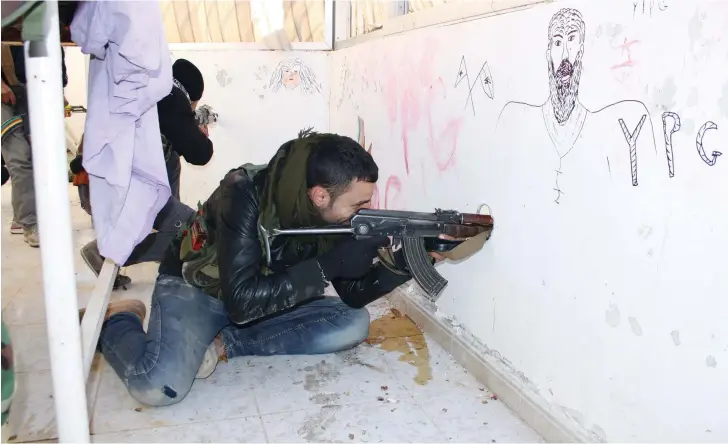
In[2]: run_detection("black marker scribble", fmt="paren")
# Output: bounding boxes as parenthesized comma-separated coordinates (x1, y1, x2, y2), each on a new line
(619, 115, 647, 186)
(696, 121, 723, 166)
(633, 0, 667, 17)
(454, 56, 494, 115)
(661, 111, 680, 177)
(553, 162, 564, 204)
(606, 156, 612, 177)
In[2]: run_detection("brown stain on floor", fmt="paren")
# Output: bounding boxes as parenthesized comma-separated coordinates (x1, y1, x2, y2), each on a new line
(366, 310, 432, 385)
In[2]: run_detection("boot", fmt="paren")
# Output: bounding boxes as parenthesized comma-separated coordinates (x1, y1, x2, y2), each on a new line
(80, 240, 132, 289)
(79, 299, 147, 323)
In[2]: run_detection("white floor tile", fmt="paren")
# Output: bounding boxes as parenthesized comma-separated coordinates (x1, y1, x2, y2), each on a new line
(245, 343, 409, 415)
(422, 390, 544, 443)
(90, 358, 259, 435)
(1, 363, 111, 443)
(2, 370, 57, 442)
(91, 416, 267, 443)
(262, 401, 446, 443)
(8, 324, 50, 372)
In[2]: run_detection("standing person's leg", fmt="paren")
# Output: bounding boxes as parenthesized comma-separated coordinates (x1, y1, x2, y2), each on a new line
(97, 274, 229, 406)
(123, 195, 194, 266)
(1, 103, 37, 247)
(166, 153, 181, 201)
(78, 183, 92, 216)
(218, 297, 370, 358)
(80, 196, 195, 274)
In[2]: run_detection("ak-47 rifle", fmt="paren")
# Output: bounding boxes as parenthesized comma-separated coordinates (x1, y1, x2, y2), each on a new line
(195, 104, 218, 126)
(259, 207, 494, 301)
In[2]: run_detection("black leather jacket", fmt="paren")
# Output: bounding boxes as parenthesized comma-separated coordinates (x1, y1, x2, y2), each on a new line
(159, 168, 412, 325)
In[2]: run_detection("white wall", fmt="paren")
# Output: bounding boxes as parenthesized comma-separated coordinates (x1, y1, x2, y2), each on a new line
(171, 50, 329, 206)
(329, 0, 728, 441)
(62, 46, 88, 152)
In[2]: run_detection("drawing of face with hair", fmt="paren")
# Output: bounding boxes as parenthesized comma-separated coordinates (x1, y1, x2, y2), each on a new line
(269, 59, 322, 94)
(546, 8, 585, 124)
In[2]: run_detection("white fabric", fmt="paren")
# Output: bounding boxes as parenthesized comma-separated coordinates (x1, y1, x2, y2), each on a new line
(71, 0, 173, 264)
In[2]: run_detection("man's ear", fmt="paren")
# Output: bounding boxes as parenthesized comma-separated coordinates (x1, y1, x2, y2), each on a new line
(308, 185, 331, 209)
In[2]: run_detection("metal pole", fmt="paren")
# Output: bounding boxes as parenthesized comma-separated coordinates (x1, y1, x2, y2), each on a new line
(24, 1, 91, 442)
(81, 260, 118, 379)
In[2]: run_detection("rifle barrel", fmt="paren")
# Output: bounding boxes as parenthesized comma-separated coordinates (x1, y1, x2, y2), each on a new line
(271, 227, 354, 236)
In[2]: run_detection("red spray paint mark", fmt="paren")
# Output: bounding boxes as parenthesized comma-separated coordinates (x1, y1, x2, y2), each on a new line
(426, 78, 463, 172)
(382, 48, 439, 177)
(358, 116, 380, 208)
(384, 175, 402, 209)
(364, 44, 462, 208)
(370, 183, 380, 209)
(611, 38, 639, 70)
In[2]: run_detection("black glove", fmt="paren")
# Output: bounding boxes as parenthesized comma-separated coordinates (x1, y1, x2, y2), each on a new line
(317, 236, 391, 280)
(69, 154, 84, 174)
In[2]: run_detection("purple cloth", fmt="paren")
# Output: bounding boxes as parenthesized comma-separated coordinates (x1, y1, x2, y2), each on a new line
(71, 1, 173, 265)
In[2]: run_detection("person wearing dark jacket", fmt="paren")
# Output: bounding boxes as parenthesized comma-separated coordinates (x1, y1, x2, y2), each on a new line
(159, 59, 214, 197)
(86, 130, 418, 407)
(75, 59, 213, 288)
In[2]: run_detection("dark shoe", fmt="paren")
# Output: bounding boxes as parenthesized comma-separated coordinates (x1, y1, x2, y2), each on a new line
(80, 240, 133, 290)
(114, 275, 132, 290)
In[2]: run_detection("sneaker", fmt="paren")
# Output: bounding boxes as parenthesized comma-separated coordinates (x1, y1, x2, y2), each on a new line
(10, 221, 23, 234)
(23, 224, 39, 248)
(79, 299, 147, 324)
(80, 240, 133, 289)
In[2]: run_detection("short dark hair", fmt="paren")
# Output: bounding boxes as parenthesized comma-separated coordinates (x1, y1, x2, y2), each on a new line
(304, 129, 378, 200)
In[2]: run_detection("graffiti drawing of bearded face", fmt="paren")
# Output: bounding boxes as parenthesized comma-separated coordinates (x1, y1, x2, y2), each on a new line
(547, 8, 585, 124)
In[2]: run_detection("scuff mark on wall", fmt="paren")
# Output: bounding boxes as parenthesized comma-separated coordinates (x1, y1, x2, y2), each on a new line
(628, 317, 644, 336)
(719, 80, 728, 120)
(216, 68, 232, 87)
(652, 77, 678, 112)
(670, 330, 681, 346)
(705, 355, 717, 368)
(605, 302, 621, 327)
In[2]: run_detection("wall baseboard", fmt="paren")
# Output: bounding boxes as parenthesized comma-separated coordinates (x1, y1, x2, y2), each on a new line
(387, 287, 599, 443)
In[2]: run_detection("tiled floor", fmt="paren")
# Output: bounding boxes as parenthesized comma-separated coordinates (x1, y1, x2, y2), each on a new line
(1, 184, 542, 443)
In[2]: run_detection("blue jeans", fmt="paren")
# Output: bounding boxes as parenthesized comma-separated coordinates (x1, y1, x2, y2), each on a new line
(99, 275, 370, 407)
